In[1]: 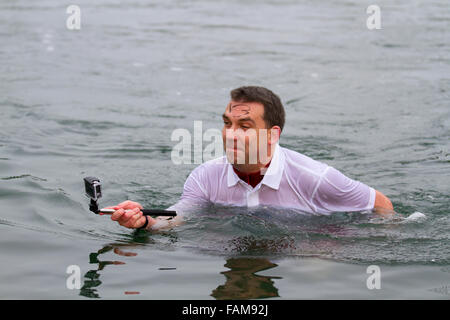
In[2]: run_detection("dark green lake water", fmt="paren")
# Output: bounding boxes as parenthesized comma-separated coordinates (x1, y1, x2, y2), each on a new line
(0, 0, 449, 299)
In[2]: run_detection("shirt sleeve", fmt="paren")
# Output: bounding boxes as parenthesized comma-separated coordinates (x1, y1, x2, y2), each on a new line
(166, 166, 210, 215)
(311, 166, 376, 214)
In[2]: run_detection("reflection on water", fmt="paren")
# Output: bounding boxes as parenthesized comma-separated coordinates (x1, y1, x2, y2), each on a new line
(212, 257, 281, 300)
(79, 230, 156, 298)
(80, 244, 137, 298)
(79, 232, 284, 300)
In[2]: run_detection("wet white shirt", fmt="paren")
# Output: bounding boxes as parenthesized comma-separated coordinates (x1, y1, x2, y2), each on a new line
(170, 144, 376, 215)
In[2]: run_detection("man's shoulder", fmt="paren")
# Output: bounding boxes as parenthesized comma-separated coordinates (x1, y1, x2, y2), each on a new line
(189, 156, 228, 177)
(280, 146, 329, 176)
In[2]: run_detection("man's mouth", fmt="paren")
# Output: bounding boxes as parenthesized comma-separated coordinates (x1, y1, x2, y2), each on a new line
(225, 144, 243, 152)
(226, 148, 241, 153)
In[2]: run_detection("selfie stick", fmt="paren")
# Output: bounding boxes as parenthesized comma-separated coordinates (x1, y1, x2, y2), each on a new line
(98, 207, 176, 216)
(84, 177, 177, 217)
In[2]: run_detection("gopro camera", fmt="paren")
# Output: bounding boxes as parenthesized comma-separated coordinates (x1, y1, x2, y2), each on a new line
(84, 176, 103, 214)
(84, 176, 102, 201)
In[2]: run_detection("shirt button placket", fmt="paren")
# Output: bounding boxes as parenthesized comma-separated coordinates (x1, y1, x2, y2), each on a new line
(247, 190, 259, 207)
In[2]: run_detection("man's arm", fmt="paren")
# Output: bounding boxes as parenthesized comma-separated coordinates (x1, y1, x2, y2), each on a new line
(103, 165, 210, 231)
(144, 165, 210, 230)
(373, 189, 395, 216)
(311, 166, 395, 216)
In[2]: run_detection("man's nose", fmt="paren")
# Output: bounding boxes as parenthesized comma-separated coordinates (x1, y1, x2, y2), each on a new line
(225, 127, 241, 138)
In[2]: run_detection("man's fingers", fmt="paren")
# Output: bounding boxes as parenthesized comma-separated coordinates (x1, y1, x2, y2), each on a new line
(109, 206, 146, 229)
(123, 212, 144, 228)
(121, 208, 141, 221)
(116, 200, 143, 210)
(129, 214, 143, 228)
(111, 208, 125, 221)
(136, 216, 147, 228)
(117, 200, 132, 209)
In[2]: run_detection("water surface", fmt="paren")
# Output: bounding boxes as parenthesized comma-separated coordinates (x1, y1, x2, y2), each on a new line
(0, 0, 449, 299)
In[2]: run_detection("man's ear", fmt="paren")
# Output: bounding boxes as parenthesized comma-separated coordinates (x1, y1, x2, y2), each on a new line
(268, 126, 281, 145)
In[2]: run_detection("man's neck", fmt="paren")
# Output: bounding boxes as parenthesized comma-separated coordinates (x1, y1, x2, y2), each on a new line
(231, 144, 276, 173)
(232, 163, 269, 174)
(232, 161, 272, 188)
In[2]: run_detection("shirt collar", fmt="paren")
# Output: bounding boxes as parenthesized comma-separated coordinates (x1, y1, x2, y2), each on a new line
(226, 143, 284, 190)
(227, 161, 241, 187)
(260, 143, 284, 190)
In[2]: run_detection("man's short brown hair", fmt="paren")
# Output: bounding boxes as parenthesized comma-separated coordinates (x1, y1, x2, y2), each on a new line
(230, 86, 286, 132)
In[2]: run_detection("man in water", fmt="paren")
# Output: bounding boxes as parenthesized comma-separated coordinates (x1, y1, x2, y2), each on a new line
(102, 86, 394, 230)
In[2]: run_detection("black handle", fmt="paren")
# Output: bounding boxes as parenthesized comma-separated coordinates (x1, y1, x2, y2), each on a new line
(142, 209, 177, 217)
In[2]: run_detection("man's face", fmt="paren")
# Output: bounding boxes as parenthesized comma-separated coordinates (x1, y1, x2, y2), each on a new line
(222, 100, 275, 166)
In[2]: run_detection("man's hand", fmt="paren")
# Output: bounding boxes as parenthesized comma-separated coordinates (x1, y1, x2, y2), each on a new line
(373, 190, 395, 217)
(101, 200, 156, 229)
(103, 200, 143, 211)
